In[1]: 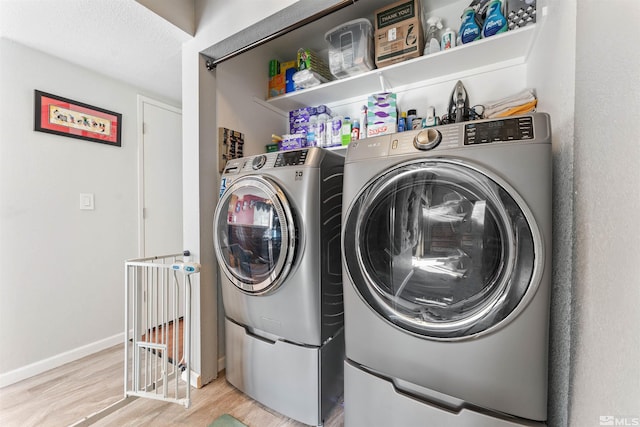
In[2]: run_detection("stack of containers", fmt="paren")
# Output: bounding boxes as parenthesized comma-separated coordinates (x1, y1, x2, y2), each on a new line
(268, 59, 297, 98)
(281, 105, 334, 150)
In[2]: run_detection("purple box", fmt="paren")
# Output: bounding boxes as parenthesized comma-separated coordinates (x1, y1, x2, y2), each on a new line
(279, 133, 307, 151)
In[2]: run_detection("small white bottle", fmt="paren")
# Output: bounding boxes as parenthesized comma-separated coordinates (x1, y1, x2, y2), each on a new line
(341, 116, 352, 146)
(317, 112, 330, 147)
(331, 115, 343, 147)
(441, 28, 456, 50)
(307, 115, 317, 146)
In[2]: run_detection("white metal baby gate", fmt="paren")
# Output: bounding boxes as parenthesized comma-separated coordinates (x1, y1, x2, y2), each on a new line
(124, 251, 199, 408)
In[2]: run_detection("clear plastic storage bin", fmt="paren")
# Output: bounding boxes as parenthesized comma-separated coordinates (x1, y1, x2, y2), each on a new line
(325, 18, 375, 79)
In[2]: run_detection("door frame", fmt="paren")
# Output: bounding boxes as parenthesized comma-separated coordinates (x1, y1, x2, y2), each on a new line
(136, 95, 183, 257)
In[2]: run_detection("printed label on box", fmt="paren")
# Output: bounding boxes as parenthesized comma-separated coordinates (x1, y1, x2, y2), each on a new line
(388, 28, 397, 41)
(376, 0, 418, 29)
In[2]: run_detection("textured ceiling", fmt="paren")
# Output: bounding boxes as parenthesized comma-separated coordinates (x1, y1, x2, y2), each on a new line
(0, 0, 192, 103)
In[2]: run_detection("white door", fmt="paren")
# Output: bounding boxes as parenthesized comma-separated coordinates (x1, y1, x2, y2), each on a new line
(139, 96, 183, 257)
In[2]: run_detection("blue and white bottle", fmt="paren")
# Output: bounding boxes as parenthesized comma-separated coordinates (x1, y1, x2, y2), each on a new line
(483, 0, 508, 38)
(460, 7, 481, 44)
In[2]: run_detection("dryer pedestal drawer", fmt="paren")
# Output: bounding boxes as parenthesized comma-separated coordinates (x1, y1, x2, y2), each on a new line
(224, 317, 344, 426)
(344, 360, 546, 427)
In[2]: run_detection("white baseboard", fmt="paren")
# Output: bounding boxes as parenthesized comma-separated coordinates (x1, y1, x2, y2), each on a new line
(180, 368, 202, 389)
(0, 333, 123, 388)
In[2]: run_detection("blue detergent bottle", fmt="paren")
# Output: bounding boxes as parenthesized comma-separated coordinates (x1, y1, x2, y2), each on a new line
(482, 0, 508, 38)
(459, 7, 481, 44)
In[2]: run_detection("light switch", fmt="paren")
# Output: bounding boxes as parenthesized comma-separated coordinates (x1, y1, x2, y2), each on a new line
(80, 193, 95, 210)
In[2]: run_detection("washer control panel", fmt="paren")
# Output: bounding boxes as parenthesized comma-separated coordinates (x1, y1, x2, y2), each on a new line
(464, 116, 534, 145)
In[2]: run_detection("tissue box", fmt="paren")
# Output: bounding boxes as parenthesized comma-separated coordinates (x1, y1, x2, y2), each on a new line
(279, 133, 307, 151)
(367, 92, 397, 124)
(288, 105, 332, 134)
(289, 107, 316, 134)
(374, 0, 423, 68)
(367, 122, 398, 137)
(367, 92, 397, 137)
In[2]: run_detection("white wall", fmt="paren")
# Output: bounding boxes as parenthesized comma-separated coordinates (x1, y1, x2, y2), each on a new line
(0, 38, 173, 386)
(570, 1, 640, 424)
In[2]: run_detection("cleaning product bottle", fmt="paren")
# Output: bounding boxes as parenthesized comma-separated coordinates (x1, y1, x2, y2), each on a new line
(398, 112, 406, 132)
(307, 115, 317, 146)
(422, 106, 437, 127)
(460, 7, 481, 44)
(423, 17, 443, 56)
(407, 109, 417, 129)
(317, 112, 330, 147)
(331, 115, 343, 147)
(441, 28, 456, 50)
(351, 119, 360, 141)
(482, 0, 508, 38)
(360, 105, 367, 139)
(341, 116, 352, 146)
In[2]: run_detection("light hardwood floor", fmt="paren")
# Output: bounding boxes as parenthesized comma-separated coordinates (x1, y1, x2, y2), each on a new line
(0, 344, 344, 427)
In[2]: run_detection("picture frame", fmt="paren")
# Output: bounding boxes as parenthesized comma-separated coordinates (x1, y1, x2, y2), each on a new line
(34, 90, 122, 147)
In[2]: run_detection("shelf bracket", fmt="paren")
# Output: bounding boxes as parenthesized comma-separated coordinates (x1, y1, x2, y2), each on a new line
(377, 71, 392, 93)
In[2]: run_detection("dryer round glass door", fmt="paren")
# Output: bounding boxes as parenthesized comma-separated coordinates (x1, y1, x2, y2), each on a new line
(343, 159, 542, 339)
(214, 176, 296, 294)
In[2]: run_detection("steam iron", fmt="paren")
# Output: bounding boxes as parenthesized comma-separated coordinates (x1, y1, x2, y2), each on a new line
(448, 80, 470, 123)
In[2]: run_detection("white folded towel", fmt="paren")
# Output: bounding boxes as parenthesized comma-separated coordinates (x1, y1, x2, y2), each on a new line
(483, 89, 537, 118)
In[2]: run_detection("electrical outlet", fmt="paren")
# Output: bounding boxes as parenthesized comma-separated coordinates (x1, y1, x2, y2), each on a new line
(80, 193, 95, 210)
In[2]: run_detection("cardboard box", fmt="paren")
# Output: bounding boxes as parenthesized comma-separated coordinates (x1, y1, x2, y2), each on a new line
(280, 60, 297, 93)
(374, 0, 423, 68)
(268, 59, 296, 98)
(268, 74, 285, 98)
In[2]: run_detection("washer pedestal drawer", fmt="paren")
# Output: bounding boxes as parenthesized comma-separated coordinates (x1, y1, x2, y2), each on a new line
(225, 317, 344, 426)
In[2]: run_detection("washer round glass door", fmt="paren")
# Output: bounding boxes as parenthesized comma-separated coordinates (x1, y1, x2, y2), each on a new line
(343, 159, 540, 340)
(214, 176, 296, 294)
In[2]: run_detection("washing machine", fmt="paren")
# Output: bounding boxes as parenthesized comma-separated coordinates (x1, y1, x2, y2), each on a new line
(341, 113, 552, 426)
(213, 147, 344, 426)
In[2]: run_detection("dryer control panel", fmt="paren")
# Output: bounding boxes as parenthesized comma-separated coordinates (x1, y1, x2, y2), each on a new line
(464, 116, 534, 145)
(274, 149, 308, 167)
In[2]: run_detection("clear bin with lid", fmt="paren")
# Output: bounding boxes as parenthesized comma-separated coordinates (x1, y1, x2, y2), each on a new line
(325, 18, 375, 79)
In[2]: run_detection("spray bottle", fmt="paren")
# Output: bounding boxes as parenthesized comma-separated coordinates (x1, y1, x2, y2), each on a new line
(482, 0, 508, 38)
(423, 17, 443, 55)
(460, 7, 482, 44)
(359, 105, 367, 139)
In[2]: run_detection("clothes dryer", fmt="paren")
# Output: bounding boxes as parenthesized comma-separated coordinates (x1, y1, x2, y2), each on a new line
(341, 114, 552, 426)
(214, 148, 344, 426)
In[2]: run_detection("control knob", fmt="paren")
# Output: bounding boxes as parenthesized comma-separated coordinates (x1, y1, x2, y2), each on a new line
(413, 128, 442, 150)
(252, 155, 267, 170)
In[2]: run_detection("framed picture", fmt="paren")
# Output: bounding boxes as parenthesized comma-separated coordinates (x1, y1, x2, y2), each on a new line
(34, 90, 122, 147)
